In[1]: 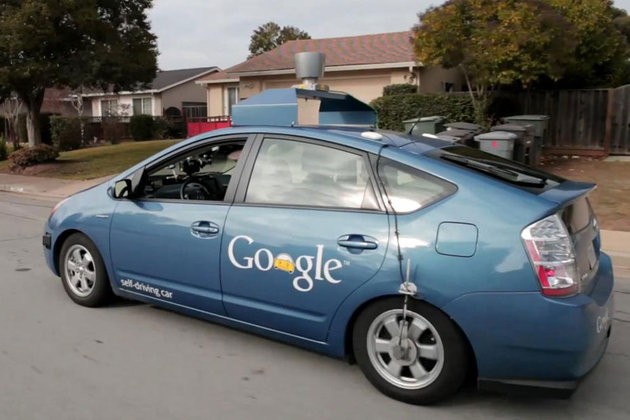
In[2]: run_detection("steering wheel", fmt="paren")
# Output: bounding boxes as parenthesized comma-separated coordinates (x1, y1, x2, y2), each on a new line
(180, 179, 211, 200)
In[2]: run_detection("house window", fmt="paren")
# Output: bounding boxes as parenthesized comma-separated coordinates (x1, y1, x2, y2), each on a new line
(226, 87, 239, 115)
(133, 97, 153, 115)
(182, 102, 207, 119)
(101, 99, 119, 117)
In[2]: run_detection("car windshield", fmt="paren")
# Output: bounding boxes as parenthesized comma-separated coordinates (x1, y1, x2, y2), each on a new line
(430, 145, 564, 193)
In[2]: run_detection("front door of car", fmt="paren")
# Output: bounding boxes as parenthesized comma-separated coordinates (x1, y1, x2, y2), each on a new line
(220, 136, 389, 341)
(109, 136, 252, 314)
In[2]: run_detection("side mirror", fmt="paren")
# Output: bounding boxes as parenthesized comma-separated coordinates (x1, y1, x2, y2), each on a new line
(113, 179, 132, 199)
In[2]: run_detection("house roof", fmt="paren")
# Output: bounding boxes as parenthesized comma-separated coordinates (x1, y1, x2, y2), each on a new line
(151, 67, 218, 90)
(82, 66, 220, 97)
(198, 31, 416, 83)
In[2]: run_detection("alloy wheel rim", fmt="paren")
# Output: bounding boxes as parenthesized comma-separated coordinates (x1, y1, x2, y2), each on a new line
(64, 245, 96, 298)
(366, 309, 444, 390)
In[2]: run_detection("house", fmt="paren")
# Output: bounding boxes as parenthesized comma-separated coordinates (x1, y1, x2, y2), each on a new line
(82, 67, 220, 119)
(197, 31, 464, 118)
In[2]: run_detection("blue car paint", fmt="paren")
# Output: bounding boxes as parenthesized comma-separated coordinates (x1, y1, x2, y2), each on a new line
(43, 125, 614, 389)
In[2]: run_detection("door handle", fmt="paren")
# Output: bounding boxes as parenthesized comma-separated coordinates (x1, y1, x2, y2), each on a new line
(337, 234, 378, 250)
(191, 221, 220, 238)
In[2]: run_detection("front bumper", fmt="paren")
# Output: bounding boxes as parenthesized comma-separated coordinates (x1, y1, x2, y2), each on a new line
(443, 252, 614, 395)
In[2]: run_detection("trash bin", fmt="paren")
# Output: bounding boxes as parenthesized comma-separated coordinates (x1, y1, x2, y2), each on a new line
(491, 123, 535, 165)
(436, 129, 477, 147)
(504, 115, 549, 139)
(475, 131, 517, 159)
(444, 121, 485, 135)
(402, 116, 446, 136)
(503, 115, 549, 166)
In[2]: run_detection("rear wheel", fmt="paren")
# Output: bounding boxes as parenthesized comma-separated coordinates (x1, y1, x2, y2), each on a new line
(59, 233, 113, 307)
(353, 298, 468, 404)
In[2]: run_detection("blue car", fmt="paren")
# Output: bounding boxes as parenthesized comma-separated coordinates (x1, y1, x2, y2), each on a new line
(42, 87, 613, 405)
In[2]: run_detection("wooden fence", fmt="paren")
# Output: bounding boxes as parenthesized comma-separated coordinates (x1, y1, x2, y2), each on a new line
(509, 85, 630, 155)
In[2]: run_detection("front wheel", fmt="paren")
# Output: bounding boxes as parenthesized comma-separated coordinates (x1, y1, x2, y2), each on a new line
(353, 298, 468, 405)
(59, 233, 113, 307)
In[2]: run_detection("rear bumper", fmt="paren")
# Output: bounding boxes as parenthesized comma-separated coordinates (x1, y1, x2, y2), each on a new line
(443, 252, 614, 388)
(478, 378, 578, 399)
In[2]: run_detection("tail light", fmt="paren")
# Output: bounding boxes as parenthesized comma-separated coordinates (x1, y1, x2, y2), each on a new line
(521, 214, 579, 297)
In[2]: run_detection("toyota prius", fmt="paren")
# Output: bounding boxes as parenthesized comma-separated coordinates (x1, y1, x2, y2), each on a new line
(42, 85, 614, 405)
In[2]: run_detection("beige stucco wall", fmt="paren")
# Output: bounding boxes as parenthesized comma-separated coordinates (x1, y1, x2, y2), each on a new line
(418, 66, 465, 93)
(206, 83, 238, 117)
(205, 66, 463, 117)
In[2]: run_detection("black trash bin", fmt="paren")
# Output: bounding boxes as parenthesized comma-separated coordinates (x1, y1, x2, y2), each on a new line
(504, 115, 549, 166)
(490, 123, 535, 165)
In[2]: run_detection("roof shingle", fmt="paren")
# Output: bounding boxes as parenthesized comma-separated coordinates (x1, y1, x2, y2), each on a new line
(227, 31, 415, 74)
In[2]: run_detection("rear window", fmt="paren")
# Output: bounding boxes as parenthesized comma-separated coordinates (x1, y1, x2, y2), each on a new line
(376, 157, 456, 213)
(562, 197, 594, 235)
(429, 146, 564, 194)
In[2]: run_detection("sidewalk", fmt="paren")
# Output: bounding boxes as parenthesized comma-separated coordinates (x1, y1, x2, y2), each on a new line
(0, 173, 111, 199)
(601, 230, 630, 279)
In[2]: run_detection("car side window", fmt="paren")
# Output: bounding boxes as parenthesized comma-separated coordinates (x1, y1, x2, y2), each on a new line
(139, 141, 245, 201)
(377, 158, 456, 213)
(245, 138, 379, 210)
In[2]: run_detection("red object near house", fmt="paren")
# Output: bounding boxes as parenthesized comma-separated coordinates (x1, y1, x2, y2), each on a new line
(187, 116, 232, 138)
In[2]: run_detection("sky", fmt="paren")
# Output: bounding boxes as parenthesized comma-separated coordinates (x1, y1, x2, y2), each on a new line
(148, 0, 630, 71)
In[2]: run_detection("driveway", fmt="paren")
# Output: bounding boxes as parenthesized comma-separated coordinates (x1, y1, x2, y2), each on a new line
(0, 192, 628, 419)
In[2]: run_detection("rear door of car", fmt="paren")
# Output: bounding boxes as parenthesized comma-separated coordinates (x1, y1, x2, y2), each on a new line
(220, 134, 390, 341)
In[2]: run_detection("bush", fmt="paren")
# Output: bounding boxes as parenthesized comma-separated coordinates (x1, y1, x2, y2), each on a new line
(0, 138, 7, 161)
(383, 83, 418, 96)
(50, 116, 84, 151)
(370, 93, 475, 131)
(8, 144, 59, 170)
(130, 115, 155, 141)
(102, 117, 127, 144)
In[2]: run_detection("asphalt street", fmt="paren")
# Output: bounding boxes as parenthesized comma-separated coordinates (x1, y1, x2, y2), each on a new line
(0, 191, 628, 420)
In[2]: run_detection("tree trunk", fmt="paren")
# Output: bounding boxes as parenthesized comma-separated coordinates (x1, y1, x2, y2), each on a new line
(20, 89, 45, 147)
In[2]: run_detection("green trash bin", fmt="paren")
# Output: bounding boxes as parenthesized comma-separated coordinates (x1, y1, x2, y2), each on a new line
(504, 115, 550, 165)
(402, 116, 446, 136)
(444, 121, 484, 135)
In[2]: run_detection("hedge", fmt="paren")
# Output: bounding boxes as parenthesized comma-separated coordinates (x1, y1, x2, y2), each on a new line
(371, 93, 475, 132)
(383, 83, 418, 96)
(130, 115, 155, 141)
(8, 144, 59, 170)
(50, 116, 84, 151)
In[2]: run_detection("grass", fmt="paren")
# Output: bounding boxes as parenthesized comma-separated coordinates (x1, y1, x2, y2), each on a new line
(0, 140, 181, 180)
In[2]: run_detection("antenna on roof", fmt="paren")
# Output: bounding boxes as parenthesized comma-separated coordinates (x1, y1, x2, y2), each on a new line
(294, 52, 329, 91)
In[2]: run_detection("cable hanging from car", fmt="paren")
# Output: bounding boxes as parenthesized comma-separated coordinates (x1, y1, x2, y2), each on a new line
(375, 144, 418, 355)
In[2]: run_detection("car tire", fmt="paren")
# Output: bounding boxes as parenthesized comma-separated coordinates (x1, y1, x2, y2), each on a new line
(353, 297, 468, 405)
(59, 233, 113, 307)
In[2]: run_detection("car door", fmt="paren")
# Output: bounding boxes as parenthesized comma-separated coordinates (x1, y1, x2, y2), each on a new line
(220, 135, 390, 341)
(109, 135, 253, 314)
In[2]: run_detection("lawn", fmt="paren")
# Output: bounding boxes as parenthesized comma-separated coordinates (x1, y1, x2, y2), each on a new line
(0, 140, 181, 180)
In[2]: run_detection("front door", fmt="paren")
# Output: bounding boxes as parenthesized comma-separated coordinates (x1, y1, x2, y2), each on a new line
(220, 136, 389, 341)
(110, 137, 250, 314)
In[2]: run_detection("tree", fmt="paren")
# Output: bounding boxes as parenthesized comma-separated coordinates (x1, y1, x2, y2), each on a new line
(413, 0, 576, 124)
(0, 95, 23, 149)
(248, 22, 310, 58)
(0, 0, 158, 146)
(544, 0, 629, 88)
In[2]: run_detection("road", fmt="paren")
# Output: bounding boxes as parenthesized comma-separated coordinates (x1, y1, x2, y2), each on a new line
(0, 191, 628, 420)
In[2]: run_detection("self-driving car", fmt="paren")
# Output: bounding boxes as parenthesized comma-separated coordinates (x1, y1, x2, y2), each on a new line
(43, 55, 613, 405)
